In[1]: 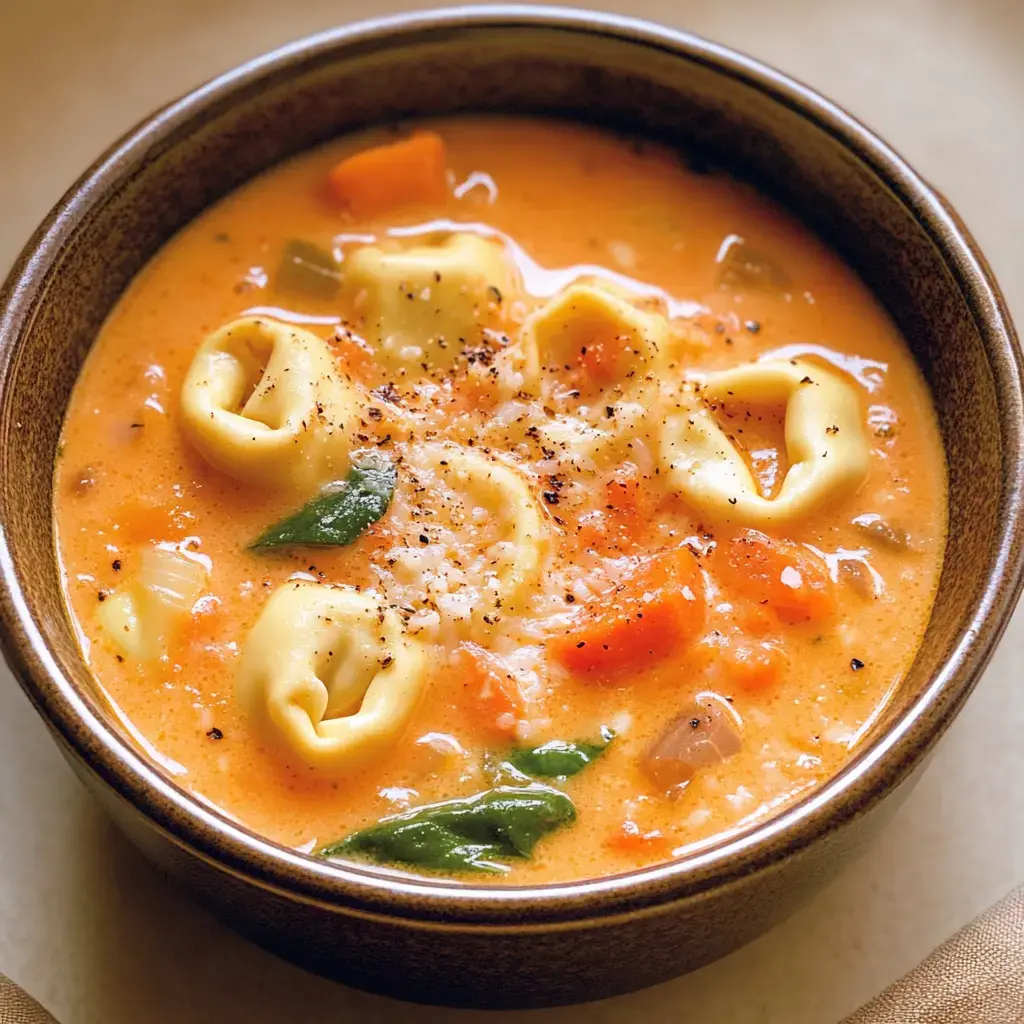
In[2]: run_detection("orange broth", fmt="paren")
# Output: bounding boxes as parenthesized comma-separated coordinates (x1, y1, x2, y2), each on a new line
(54, 118, 946, 882)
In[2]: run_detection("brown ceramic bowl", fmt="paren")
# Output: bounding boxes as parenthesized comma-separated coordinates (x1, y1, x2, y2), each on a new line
(0, 6, 1020, 1010)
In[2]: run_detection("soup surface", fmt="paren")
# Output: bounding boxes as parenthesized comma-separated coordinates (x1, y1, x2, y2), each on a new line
(55, 118, 946, 882)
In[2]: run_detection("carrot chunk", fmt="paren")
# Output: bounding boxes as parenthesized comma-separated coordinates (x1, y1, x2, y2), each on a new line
(721, 638, 789, 692)
(550, 547, 706, 677)
(718, 529, 835, 625)
(573, 464, 653, 556)
(606, 819, 672, 856)
(326, 131, 448, 218)
(452, 642, 525, 736)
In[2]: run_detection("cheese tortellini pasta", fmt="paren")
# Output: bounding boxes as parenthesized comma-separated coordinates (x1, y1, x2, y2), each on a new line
(661, 358, 869, 525)
(180, 317, 360, 489)
(411, 444, 549, 616)
(517, 282, 669, 389)
(237, 582, 429, 770)
(345, 233, 516, 373)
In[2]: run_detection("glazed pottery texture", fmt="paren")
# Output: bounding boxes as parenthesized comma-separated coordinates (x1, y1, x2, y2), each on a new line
(0, 8, 1020, 1008)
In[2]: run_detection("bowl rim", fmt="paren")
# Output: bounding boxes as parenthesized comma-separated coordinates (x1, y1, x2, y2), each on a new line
(1, 4, 1022, 927)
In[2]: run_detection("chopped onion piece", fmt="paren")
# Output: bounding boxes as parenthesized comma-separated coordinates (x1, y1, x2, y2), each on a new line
(98, 546, 207, 660)
(643, 701, 742, 792)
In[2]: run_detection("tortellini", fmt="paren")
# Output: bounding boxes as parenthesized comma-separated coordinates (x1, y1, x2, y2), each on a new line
(237, 582, 428, 770)
(345, 233, 516, 373)
(415, 443, 549, 614)
(517, 282, 669, 389)
(661, 358, 869, 525)
(180, 317, 359, 489)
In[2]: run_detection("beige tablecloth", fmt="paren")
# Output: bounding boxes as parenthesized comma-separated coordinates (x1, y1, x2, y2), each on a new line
(0, 976, 55, 1024)
(843, 885, 1024, 1023)
(4, 885, 1024, 1022)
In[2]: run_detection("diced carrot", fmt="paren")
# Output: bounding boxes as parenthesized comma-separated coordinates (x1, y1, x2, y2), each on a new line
(606, 819, 672, 856)
(721, 638, 788, 692)
(718, 529, 835, 625)
(573, 465, 652, 556)
(451, 642, 525, 736)
(550, 546, 706, 678)
(326, 131, 448, 219)
(180, 596, 234, 664)
(730, 599, 776, 637)
(117, 497, 195, 544)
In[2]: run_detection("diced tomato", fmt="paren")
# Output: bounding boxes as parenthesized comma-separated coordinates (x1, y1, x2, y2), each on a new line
(550, 546, 706, 678)
(451, 642, 525, 736)
(718, 529, 835, 625)
(326, 131, 448, 219)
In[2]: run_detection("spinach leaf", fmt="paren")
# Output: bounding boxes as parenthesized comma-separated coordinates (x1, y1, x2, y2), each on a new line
(276, 238, 343, 299)
(504, 726, 615, 779)
(319, 784, 576, 874)
(251, 452, 396, 550)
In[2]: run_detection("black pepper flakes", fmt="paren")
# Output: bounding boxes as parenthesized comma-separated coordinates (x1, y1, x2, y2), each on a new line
(111, 559, 122, 572)
(850, 658, 865, 671)
(206, 727, 224, 740)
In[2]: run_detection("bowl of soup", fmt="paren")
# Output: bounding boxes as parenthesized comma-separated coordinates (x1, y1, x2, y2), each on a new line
(0, 6, 1020, 1009)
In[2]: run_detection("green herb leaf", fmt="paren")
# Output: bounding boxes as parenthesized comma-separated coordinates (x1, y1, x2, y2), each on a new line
(276, 238, 343, 299)
(504, 726, 615, 779)
(251, 452, 396, 550)
(319, 784, 576, 874)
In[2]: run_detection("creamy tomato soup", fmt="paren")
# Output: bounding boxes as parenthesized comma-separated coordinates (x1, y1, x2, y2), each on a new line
(55, 118, 946, 882)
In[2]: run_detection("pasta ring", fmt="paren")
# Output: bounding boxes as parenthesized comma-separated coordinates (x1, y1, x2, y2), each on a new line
(180, 317, 359, 489)
(236, 582, 428, 771)
(661, 358, 869, 525)
(516, 282, 669, 387)
(346, 233, 515, 372)
(418, 443, 549, 613)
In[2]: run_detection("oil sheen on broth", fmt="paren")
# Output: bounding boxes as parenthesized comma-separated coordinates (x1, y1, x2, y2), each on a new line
(54, 118, 947, 882)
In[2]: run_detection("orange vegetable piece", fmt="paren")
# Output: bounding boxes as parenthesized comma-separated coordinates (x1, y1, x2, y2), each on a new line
(573, 465, 652, 556)
(452, 642, 525, 736)
(326, 131, 448, 219)
(117, 497, 195, 544)
(722, 638, 789, 692)
(330, 332, 377, 386)
(606, 820, 672, 856)
(550, 547, 706, 677)
(719, 529, 835, 625)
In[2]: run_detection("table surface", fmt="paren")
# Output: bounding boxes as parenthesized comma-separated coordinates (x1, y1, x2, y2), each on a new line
(1, 1, 1022, 1021)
